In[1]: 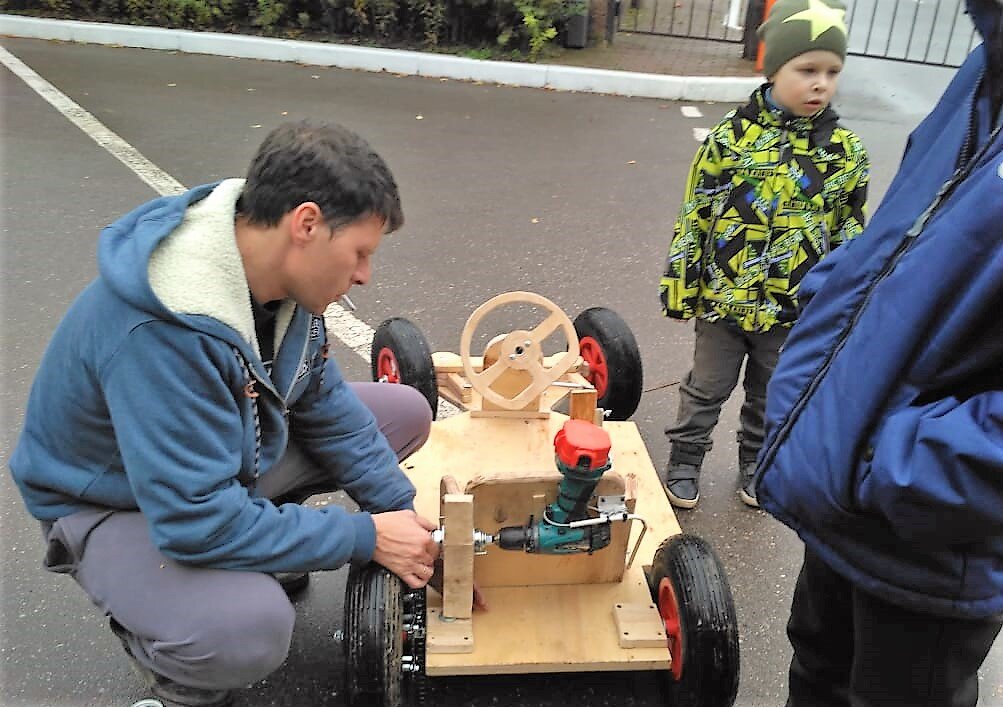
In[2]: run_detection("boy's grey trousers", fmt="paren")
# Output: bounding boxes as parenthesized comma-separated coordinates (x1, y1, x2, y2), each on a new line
(666, 318, 789, 465)
(39, 382, 433, 691)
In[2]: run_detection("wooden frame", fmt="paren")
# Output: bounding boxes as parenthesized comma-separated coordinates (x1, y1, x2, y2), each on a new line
(396, 292, 678, 676)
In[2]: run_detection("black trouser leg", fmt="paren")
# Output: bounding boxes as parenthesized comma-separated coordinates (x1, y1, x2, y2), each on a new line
(787, 547, 1003, 707)
(849, 576, 1002, 707)
(786, 547, 854, 707)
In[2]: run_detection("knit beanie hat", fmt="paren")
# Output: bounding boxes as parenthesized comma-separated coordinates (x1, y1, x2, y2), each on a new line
(758, 0, 848, 78)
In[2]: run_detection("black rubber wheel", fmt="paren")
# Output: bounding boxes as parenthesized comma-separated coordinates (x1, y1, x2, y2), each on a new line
(572, 307, 643, 420)
(371, 317, 439, 420)
(344, 563, 428, 707)
(647, 534, 740, 707)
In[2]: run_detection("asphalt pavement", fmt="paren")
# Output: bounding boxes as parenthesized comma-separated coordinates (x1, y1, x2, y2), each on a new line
(2, 28, 1001, 707)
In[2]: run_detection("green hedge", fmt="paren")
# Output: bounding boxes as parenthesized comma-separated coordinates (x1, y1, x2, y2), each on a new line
(5, 0, 587, 59)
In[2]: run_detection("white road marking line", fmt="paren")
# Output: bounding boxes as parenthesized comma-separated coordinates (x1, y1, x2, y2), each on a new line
(3, 44, 462, 417)
(693, 127, 711, 142)
(681, 105, 703, 118)
(0, 46, 186, 197)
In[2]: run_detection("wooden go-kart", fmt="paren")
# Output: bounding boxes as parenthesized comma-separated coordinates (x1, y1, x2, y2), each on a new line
(344, 292, 739, 707)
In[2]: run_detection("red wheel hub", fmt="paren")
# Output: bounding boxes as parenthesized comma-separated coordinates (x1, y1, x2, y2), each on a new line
(376, 348, 401, 383)
(578, 336, 608, 398)
(658, 577, 684, 680)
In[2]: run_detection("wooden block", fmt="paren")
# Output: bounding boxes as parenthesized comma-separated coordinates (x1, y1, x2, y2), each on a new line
(442, 492, 474, 620)
(432, 351, 469, 373)
(569, 389, 599, 422)
(612, 602, 666, 649)
(426, 608, 474, 654)
(444, 372, 473, 403)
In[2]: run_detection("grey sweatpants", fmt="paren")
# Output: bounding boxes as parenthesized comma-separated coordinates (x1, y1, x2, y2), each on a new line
(666, 318, 788, 462)
(39, 382, 432, 691)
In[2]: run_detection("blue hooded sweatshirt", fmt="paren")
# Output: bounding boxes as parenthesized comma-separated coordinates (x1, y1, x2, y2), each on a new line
(10, 179, 416, 573)
(756, 5, 1003, 619)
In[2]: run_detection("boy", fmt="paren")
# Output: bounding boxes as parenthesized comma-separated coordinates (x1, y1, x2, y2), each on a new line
(658, 0, 869, 509)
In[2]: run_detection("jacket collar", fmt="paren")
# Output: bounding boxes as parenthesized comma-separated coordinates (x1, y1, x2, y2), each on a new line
(147, 179, 297, 361)
(738, 84, 840, 139)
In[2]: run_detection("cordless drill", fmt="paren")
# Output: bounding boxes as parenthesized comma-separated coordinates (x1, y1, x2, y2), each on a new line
(494, 419, 614, 554)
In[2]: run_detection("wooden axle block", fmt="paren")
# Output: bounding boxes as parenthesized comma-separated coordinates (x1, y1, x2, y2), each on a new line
(441, 492, 475, 620)
(443, 372, 473, 403)
(569, 388, 598, 422)
(612, 602, 666, 649)
(426, 608, 474, 654)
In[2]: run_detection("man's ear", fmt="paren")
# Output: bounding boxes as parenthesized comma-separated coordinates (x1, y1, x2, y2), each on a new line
(288, 202, 324, 245)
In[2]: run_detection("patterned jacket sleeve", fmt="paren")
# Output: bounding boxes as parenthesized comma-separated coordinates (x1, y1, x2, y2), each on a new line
(659, 135, 724, 319)
(830, 132, 870, 247)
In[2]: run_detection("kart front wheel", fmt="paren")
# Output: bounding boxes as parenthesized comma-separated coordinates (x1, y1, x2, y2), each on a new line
(573, 307, 643, 420)
(371, 317, 439, 420)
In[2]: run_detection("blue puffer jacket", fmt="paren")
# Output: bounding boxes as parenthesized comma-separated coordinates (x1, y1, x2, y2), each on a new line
(10, 180, 415, 573)
(756, 24, 1003, 619)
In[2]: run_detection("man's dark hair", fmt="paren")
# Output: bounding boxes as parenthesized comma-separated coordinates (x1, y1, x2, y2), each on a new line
(238, 121, 403, 234)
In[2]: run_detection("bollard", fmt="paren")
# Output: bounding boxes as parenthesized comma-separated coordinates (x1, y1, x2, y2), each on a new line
(754, 0, 777, 72)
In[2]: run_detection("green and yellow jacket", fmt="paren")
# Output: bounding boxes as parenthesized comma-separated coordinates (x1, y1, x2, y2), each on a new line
(659, 86, 870, 331)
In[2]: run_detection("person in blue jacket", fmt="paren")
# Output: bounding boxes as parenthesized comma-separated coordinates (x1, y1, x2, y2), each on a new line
(755, 1, 1003, 704)
(9, 121, 440, 707)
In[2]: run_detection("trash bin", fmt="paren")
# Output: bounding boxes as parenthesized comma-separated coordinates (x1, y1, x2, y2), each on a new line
(563, 0, 589, 48)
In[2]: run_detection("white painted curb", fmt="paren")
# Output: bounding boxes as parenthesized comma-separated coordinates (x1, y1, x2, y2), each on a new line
(0, 15, 762, 102)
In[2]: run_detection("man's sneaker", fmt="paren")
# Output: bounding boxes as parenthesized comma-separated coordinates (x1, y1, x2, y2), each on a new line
(738, 465, 759, 508)
(110, 618, 233, 707)
(274, 571, 310, 597)
(664, 463, 700, 509)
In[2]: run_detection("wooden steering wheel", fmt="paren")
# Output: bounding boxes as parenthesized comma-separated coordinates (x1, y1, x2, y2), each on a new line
(459, 292, 580, 410)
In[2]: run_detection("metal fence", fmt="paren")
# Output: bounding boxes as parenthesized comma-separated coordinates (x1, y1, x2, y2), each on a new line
(845, 0, 978, 67)
(618, 0, 981, 68)
(618, 0, 747, 42)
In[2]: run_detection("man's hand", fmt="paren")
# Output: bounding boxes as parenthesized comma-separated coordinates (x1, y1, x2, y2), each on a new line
(371, 510, 440, 589)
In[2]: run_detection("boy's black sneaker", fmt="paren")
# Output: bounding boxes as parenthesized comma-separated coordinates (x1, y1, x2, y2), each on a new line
(110, 618, 233, 707)
(738, 464, 759, 508)
(664, 463, 700, 509)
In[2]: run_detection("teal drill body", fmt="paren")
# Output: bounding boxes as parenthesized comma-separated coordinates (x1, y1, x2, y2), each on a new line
(496, 419, 614, 555)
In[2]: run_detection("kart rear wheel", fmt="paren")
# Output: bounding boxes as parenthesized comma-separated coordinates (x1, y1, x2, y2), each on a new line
(573, 307, 643, 420)
(646, 534, 740, 707)
(371, 317, 439, 420)
(344, 563, 428, 707)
